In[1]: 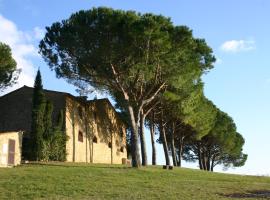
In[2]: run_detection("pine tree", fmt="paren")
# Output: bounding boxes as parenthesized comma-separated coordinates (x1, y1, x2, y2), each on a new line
(30, 70, 46, 161)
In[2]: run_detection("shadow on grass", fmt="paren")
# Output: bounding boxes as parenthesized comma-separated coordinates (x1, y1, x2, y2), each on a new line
(20, 162, 132, 169)
(221, 190, 270, 199)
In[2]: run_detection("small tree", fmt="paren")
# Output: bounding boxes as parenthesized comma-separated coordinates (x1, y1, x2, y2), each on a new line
(0, 42, 19, 91)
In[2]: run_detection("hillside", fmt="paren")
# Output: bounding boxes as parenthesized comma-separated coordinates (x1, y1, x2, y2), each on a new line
(0, 163, 269, 199)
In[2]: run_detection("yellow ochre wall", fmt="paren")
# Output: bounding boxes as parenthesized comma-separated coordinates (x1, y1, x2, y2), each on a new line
(65, 97, 90, 162)
(0, 131, 23, 167)
(65, 97, 127, 164)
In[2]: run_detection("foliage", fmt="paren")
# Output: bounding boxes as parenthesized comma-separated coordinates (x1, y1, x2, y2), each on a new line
(39, 7, 215, 167)
(42, 108, 67, 161)
(0, 42, 19, 91)
(29, 70, 67, 161)
(43, 110, 68, 161)
(182, 109, 247, 171)
(39, 7, 246, 170)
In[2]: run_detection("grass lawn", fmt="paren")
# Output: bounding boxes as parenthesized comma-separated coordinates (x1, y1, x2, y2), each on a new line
(0, 163, 270, 200)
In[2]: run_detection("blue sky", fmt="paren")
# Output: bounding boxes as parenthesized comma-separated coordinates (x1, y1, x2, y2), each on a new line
(1, 0, 270, 175)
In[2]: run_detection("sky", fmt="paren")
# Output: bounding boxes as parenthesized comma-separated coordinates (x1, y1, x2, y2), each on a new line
(0, 0, 270, 175)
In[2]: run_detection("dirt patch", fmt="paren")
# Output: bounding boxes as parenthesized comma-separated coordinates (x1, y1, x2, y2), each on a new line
(221, 190, 270, 199)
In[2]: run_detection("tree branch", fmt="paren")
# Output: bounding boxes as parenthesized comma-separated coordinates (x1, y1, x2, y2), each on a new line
(142, 82, 166, 106)
(110, 63, 129, 100)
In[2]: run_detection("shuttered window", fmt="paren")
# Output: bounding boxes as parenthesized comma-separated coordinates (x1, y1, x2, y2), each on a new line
(93, 136, 98, 143)
(78, 131, 83, 142)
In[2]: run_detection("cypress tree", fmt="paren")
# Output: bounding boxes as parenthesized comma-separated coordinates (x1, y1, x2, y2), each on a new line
(41, 100, 54, 161)
(43, 100, 53, 140)
(30, 70, 46, 161)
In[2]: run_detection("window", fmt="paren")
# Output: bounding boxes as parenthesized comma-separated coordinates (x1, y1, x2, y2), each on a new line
(78, 106, 83, 119)
(108, 142, 112, 148)
(93, 135, 98, 143)
(120, 147, 124, 153)
(78, 131, 83, 142)
(120, 130, 124, 138)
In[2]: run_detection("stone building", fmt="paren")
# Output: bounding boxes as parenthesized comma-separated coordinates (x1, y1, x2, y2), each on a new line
(0, 86, 127, 165)
(0, 131, 23, 167)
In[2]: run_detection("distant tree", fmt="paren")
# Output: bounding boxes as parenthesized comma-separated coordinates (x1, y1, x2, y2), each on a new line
(183, 110, 247, 171)
(0, 42, 19, 91)
(218, 132, 247, 170)
(30, 70, 46, 160)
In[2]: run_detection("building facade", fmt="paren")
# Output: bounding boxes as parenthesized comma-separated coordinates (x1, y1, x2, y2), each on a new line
(0, 86, 127, 165)
(0, 131, 23, 167)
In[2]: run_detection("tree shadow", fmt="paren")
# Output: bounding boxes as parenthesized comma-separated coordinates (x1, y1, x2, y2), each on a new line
(221, 190, 270, 199)
(21, 162, 132, 169)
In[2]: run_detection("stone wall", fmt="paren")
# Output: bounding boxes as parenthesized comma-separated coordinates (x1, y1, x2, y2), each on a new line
(0, 131, 23, 167)
(65, 96, 90, 162)
(0, 86, 127, 164)
(65, 97, 127, 164)
(89, 99, 127, 164)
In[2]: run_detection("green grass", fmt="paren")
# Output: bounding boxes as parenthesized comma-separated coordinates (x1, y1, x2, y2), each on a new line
(0, 163, 270, 200)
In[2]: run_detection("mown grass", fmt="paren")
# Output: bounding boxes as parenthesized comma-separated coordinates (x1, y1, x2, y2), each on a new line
(0, 163, 270, 200)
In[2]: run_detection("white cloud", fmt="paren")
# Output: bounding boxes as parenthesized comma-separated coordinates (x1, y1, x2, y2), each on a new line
(33, 26, 45, 40)
(0, 14, 38, 95)
(220, 39, 255, 53)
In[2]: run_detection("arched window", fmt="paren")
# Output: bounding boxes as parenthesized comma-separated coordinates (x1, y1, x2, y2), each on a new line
(108, 142, 112, 148)
(120, 147, 124, 153)
(78, 131, 83, 142)
(93, 135, 98, 143)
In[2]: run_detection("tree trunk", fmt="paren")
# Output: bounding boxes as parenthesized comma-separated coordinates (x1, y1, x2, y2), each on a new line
(206, 151, 211, 171)
(139, 112, 148, 166)
(198, 144, 203, 170)
(150, 114, 156, 165)
(159, 114, 170, 166)
(210, 155, 215, 172)
(178, 139, 183, 167)
(171, 123, 177, 166)
(202, 152, 208, 171)
(127, 104, 141, 167)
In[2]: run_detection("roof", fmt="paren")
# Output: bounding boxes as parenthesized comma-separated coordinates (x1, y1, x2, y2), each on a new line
(0, 85, 126, 127)
(88, 98, 126, 127)
(0, 131, 24, 135)
(1, 85, 88, 102)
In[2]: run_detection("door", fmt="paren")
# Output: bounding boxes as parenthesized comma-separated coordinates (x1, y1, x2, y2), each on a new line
(8, 139, 15, 165)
